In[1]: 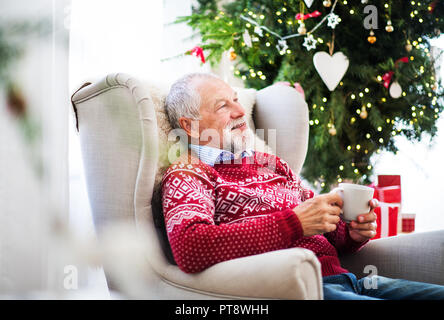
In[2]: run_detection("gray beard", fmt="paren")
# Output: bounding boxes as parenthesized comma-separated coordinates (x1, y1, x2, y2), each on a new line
(222, 126, 254, 154)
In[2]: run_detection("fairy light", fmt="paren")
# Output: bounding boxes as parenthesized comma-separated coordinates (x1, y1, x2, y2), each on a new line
(351, 94, 356, 100)
(377, 126, 382, 132)
(339, 165, 344, 171)
(347, 145, 352, 151)
(366, 133, 371, 139)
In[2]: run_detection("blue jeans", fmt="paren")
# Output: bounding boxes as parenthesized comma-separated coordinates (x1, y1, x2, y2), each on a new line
(323, 273, 444, 300)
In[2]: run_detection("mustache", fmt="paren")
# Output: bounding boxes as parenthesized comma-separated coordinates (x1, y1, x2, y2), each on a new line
(225, 118, 247, 131)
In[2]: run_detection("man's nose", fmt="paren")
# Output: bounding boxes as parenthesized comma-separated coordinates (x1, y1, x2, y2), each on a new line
(231, 102, 245, 119)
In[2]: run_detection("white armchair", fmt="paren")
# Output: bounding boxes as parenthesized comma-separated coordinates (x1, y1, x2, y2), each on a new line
(71, 73, 444, 299)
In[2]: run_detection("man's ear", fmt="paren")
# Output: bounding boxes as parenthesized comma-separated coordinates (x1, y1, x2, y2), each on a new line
(178, 117, 200, 139)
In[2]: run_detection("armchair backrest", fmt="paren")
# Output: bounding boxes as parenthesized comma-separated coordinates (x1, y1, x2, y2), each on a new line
(71, 73, 309, 271)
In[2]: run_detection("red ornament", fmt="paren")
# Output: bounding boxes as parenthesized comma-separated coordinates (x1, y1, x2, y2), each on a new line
(187, 46, 206, 63)
(381, 57, 409, 89)
(295, 10, 321, 21)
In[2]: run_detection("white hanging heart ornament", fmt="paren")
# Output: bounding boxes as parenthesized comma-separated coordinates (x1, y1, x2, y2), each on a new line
(304, 0, 314, 8)
(313, 51, 349, 91)
(389, 81, 402, 99)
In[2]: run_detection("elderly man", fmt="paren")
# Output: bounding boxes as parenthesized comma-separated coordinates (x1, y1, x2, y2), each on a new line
(161, 72, 444, 300)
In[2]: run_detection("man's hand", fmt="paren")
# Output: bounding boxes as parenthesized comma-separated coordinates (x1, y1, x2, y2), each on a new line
(292, 193, 343, 236)
(348, 199, 379, 242)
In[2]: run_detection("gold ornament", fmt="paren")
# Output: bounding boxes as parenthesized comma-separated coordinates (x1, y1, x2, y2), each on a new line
(323, 0, 332, 7)
(329, 125, 337, 136)
(360, 106, 368, 119)
(385, 20, 394, 32)
(405, 40, 412, 52)
(298, 23, 307, 35)
(367, 30, 377, 44)
(228, 48, 237, 61)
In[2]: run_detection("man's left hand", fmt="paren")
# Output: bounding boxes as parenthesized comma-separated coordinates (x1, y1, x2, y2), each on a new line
(348, 199, 379, 242)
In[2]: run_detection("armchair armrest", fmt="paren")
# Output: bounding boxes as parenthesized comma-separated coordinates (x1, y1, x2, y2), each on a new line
(160, 247, 323, 300)
(340, 230, 444, 285)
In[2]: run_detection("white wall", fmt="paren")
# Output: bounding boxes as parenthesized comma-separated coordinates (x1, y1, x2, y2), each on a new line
(0, 0, 70, 296)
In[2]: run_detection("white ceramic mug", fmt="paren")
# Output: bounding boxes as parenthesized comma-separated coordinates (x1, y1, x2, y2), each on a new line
(331, 183, 374, 222)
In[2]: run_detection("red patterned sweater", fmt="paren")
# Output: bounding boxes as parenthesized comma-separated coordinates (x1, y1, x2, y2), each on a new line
(161, 151, 367, 276)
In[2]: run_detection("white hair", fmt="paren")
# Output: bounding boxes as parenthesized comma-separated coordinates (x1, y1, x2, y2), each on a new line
(165, 72, 221, 129)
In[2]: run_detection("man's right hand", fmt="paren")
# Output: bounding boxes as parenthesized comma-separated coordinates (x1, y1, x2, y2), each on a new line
(292, 193, 343, 236)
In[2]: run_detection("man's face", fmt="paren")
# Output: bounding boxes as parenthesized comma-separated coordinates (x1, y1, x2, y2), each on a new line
(185, 78, 253, 153)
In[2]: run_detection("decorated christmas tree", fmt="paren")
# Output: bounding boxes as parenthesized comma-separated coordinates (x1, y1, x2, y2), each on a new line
(175, 0, 444, 191)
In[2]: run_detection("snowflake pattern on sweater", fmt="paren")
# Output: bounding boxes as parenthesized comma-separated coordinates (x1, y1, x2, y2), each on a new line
(161, 151, 367, 275)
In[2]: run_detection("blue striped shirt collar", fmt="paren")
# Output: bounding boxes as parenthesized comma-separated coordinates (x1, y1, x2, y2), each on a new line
(189, 144, 254, 167)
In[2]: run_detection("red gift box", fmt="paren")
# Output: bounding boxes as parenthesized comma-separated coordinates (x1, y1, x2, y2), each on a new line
(374, 175, 401, 203)
(374, 186, 401, 203)
(401, 213, 416, 233)
(373, 204, 399, 239)
(377, 175, 401, 188)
